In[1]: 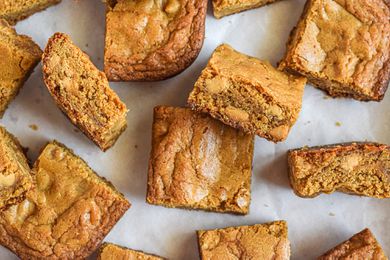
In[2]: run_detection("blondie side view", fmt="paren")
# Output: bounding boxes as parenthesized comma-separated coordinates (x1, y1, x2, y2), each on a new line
(98, 242, 166, 260)
(213, 0, 281, 19)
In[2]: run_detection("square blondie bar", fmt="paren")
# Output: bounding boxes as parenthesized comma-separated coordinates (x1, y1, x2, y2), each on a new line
(147, 106, 254, 214)
(213, 0, 280, 19)
(288, 142, 390, 198)
(319, 228, 388, 260)
(188, 44, 306, 142)
(0, 126, 32, 210)
(280, 0, 390, 101)
(98, 242, 165, 260)
(0, 141, 130, 259)
(42, 33, 128, 151)
(0, 19, 42, 117)
(197, 221, 290, 259)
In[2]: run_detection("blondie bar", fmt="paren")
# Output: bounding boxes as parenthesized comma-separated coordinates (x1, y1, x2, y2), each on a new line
(197, 221, 290, 259)
(0, 19, 42, 117)
(98, 243, 165, 260)
(288, 142, 390, 198)
(0, 126, 32, 210)
(213, 0, 280, 19)
(0, 141, 130, 259)
(42, 33, 128, 151)
(188, 44, 306, 142)
(319, 228, 388, 260)
(104, 0, 207, 81)
(279, 0, 390, 101)
(147, 106, 254, 214)
(0, 0, 61, 25)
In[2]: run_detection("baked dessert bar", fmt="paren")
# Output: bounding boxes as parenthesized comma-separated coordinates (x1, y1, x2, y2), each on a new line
(188, 44, 306, 142)
(197, 220, 290, 259)
(0, 126, 32, 210)
(279, 0, 390, 101)
(42, 33, 128, 151)
(0, 0, 61, 25)
(98, 242, 165, 260)
(147, 106, 254, 214)
(0, 141, 130, 259)
(0, 19, 42, 117)
(104, 0, 207, 81)
(288, 142, 390, 198)
(213, 0, 280, 19)
(319, 228, 388, 260)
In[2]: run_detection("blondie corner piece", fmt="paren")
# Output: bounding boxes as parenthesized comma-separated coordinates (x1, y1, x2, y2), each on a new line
(104, 0, 207, 81)
(0, 126, 32, 210)
(0, 0, 61, 25)
(279, 0, 390, 101)
(0, 141, 130, 259)
(0, 19, 42, 117)
(319, 228, 388, 260)
(213, 0, 280, 19)
(98, 242, 166, 260)
(42, 33, 128, 151)
(188, 44, 306, 142)
(147, 106, 254, 214)
(197, 221, 290, 260)
(288, 142, 390, 198)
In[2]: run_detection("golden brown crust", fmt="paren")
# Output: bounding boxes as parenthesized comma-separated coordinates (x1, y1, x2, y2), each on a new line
(98, 242, 166, 260)
(212, 0, 279, 19)
(279, 0, 390, 101)
(318, 228, 388, 260)
(0, 19, 42, 117)
(188, 44, 306, 142)
(197, 221, 290, 260)
(0, 141, 130, 259)
(0, 0, 61, 25)
(104, 0, 207, 81)
(288, 142, 390, 198)
(42, 33, 128, 151)
(146, 106, 254, 214)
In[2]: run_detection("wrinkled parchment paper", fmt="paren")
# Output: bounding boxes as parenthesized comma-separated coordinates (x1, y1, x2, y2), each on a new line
(2, 0, 389, 259)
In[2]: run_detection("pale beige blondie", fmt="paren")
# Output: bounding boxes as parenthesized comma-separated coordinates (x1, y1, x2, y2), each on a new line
(213, 0, 281, 19)
(98, 242, 165, 260)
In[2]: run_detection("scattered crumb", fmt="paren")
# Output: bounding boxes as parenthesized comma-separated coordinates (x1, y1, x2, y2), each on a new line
(29, 124, 38, 131)
(134, 145, 138, 149)
(323, 95, 331, 100)
(335, 122, 342, 127)
(329, 212, 335, 216)
(73, 128, 80, 133)
(97, 57, 101, 61)
(263, 204, 269, 207)
(303, 145, 309, 149)
(85, 43, 89, 47)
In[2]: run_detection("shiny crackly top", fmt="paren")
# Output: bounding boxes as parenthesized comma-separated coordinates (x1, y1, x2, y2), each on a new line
(198, 221, 290, 260)
(147, 106, 254, 214)
(98, 243, 164, 260)
(0, 141, 130, 259)
(319, 229, 388, 259)
(285, 0, 390, 96)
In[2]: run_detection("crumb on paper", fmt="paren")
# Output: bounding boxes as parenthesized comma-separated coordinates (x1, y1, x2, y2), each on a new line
(97, 57, 101, 61)
(73, 128, 80, 133)
(303, 145, 309, 149)
(29, 124, 38, 131)
(329, 212, 335, 216)
(134, 145, 138, 149)
(323, 95, 331, 100)
(85, 43, 89, 47)
(335, 122, 342, 127)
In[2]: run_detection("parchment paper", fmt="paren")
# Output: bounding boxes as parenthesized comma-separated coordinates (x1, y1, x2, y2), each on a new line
(3, 0, 389, 259)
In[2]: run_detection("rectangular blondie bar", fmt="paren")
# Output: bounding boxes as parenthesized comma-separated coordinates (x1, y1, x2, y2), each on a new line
(98, 243, 165, 260)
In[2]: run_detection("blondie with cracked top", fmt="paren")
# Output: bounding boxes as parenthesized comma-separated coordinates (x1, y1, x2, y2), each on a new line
(42, 33, 128, 151)
(197, 220, 290, 260)
(188, 44, 306, 142)
(104, 0, 207, 81)
(288, 142, 390, 198)
(213, 0, 281, 19)
(279, 0, 390, 101)
(0, 19, 42, 117)
(98, 242, 165, 260)
(0, 141, 130, 259)
(147, 106, 254, 214)
(319, 228, 388, 260)
(0, 126, 32, 210)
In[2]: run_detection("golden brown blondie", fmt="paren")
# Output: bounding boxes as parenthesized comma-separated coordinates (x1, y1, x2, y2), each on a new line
(0, 141, 130, 259)
(197, 221, 290, 259)
(280, 0, 390, 101)
(104, 0, 207, 81)
(188, 44, 306, 142)
(98, 242, 165, 260)
(42, 33, 128, 151)
(288, 142, 390, 198)
(0, 19, 42, 117)
(0, 126, 32, 210)
(213, 0, 281, 19)
(147, 106, 254, 214)
(319, 228, 388, 260)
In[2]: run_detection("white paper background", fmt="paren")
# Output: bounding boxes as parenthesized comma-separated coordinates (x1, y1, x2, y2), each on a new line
(2, 0, 389, 259)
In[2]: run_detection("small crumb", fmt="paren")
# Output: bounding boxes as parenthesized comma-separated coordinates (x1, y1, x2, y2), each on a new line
(335, 122, 342, 127)
(97, 57, 101, 61)
(303, 145, 309, 149)
(85, 43, 89, 47)
(329, 212, 335, 216)
(323, 95, 331, 100)
(134, 145, 138, 149)
(73, 128, 80, 133)
(29, 124, 38, 131)
(263, 204, 269, 207)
